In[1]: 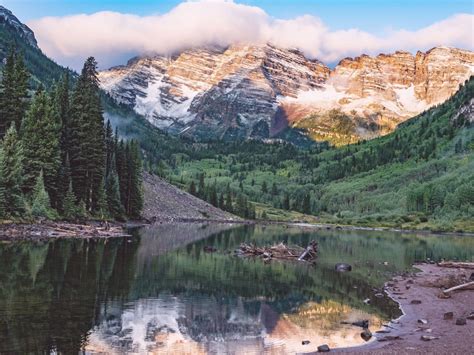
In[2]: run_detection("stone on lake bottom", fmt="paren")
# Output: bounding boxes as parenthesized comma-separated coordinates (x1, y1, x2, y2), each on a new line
(317, 344, 330, 352)
(443, 312, 454, 320)
(410, 299, 422, 304)
(361, 329, 372, 341)
(456, 318, 466, 325)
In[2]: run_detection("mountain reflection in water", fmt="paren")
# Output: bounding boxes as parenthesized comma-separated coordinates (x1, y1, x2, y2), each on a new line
(1, 223, 473, 354)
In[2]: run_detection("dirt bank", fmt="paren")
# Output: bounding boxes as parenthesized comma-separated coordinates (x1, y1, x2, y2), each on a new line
(343, 263, 474, 354)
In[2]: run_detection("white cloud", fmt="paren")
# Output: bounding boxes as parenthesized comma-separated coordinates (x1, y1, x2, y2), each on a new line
(28, 0, 474, 70)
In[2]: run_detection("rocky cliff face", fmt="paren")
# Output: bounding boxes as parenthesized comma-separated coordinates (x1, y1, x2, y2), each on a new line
(99, 45, 473, 143)
(0, 6, 38, 49)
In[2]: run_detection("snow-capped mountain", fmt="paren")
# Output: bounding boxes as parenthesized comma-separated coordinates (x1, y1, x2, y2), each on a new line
(99, 44, 474, 143)
(0, 6, 38, 49)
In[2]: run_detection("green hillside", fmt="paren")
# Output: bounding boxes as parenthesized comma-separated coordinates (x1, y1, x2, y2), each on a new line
(156, 78, 473, 232)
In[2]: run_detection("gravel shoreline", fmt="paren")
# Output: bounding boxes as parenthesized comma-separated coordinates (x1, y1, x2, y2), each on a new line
(337, 263, 474, 354)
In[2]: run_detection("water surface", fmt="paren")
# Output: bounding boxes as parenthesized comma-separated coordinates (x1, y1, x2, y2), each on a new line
(0, 224, 473, 354)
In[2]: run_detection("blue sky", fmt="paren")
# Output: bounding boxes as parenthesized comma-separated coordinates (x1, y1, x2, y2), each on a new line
(3, 0, 472, 70)
(4, 0, 473, 32)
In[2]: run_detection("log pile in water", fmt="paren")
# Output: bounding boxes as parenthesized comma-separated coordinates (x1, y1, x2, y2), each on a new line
(236, 240, 318, 263)
(0, 221, 131, 241)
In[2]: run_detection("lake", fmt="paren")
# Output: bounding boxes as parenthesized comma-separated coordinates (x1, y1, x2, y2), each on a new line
(1, 223, 473, 354)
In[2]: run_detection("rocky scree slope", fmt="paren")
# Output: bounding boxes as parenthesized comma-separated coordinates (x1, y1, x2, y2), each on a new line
(99, 45, 474, 144)
(142, 172, 238, 222)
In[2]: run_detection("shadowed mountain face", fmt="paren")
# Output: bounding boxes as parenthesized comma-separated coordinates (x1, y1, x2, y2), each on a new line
(99, 44, 474, 144)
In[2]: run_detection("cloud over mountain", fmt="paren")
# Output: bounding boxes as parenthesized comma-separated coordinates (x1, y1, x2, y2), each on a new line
(28, 0, 474, 70)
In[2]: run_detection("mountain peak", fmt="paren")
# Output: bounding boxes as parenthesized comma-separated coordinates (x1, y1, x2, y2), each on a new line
(0, 5, 38, 49)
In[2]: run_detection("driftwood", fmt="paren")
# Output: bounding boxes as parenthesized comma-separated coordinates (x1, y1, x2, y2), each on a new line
(437, 262, 474, 269)
(443, 281, 474, 294)
(237, 240, 318, 263)
(0, 221, 130, 240)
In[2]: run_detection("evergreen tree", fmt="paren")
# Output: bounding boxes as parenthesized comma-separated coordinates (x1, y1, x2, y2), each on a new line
(225, 189, 233, 213)
(62, 181, 77, 221)
(0, 49, 29, 136)
(96, 178, 108, 219)
(302, 194, 311, 214)
(0, 124, 25, 216)
(104, 120, 115, 177)
(124, 141, 143, 219)
(283, 194, 290, 210)
(105, 164, 125, 220)
(31, 171, 53, 219)
(218, 193, 225, 209)
(0, 49, 16, 137)
(69, 57, 105, 212)
(189, 181, 197, 195)
(53, 73, 72, 208)
(21, 87, 61, 202)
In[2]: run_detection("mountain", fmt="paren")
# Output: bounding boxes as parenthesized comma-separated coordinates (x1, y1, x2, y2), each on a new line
(99, 44, 474, 145)
(0, 5, 72, 88)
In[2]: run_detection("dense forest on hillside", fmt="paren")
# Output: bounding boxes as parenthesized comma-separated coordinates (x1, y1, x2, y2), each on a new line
(0, 49, 143, 222)
(135, 78, 473, 231)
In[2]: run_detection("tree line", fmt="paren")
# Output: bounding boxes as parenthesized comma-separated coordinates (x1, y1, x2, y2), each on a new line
(0, 49, 143, 221)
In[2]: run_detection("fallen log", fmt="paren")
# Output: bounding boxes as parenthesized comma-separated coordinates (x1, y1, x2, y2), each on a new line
(443, 281, 474, 294)
(237, 241, 318, 263)
(437, 262, 474, 269)
(298, 240, 318, 261)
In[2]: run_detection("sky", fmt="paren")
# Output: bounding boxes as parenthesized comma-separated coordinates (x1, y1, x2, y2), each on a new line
(2, 0, 473, 70)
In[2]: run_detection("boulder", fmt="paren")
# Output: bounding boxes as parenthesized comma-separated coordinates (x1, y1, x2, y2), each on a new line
(317, 344, 330, 352)
(335, 263, 352, 272)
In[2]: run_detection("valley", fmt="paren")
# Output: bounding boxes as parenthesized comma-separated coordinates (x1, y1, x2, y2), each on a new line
(0, 2, 473, 354)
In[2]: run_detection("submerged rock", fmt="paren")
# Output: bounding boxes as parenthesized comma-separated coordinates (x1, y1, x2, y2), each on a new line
(335, 263, 352, 272)
(421, 335, 439, 341)
(456, 318, 467, 325)
(410, 299, 422, 304)
(361, 329, 372, 341)
(443, 312, 454, 320)
(317, 344, 330, 352)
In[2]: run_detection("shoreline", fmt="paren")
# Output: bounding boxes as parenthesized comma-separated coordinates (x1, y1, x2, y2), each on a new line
(0, 220, 133, 241)
(146, 217, 474, 237)
(1, 218, 474, 241)
(338, 263, 474, 353)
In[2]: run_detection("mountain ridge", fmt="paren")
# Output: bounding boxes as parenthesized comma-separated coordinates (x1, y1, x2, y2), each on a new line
(99, 44, 474, 145)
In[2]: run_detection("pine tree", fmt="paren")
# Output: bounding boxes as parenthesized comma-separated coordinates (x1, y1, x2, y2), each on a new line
(96, 178, 108, 219)
(189, 181, 197, 195)
(225, 189, 233, 213)
(12, 52, 29, 131)
(302, 194, 311, 214)
(283, 194, 290, 210)
(0, 49, 30, 136)
(124, 141, 143, 219)
(105, 120, 115, 178)
(69, 57, 105, 212)
(0, 124, 25, 216)
(53, 73, 72, 209)
(62, 181, 77, 221)
(31, 171, 53, 219)
(0, 48, 16, 137)
(105, 171, 125, 220)
(21, 87, 61, 202)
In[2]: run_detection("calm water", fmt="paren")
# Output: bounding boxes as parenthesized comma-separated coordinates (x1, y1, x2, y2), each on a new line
(1, 223, 473, 354)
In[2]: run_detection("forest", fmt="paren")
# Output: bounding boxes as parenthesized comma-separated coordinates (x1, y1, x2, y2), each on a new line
(0, 49, 143, 222)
